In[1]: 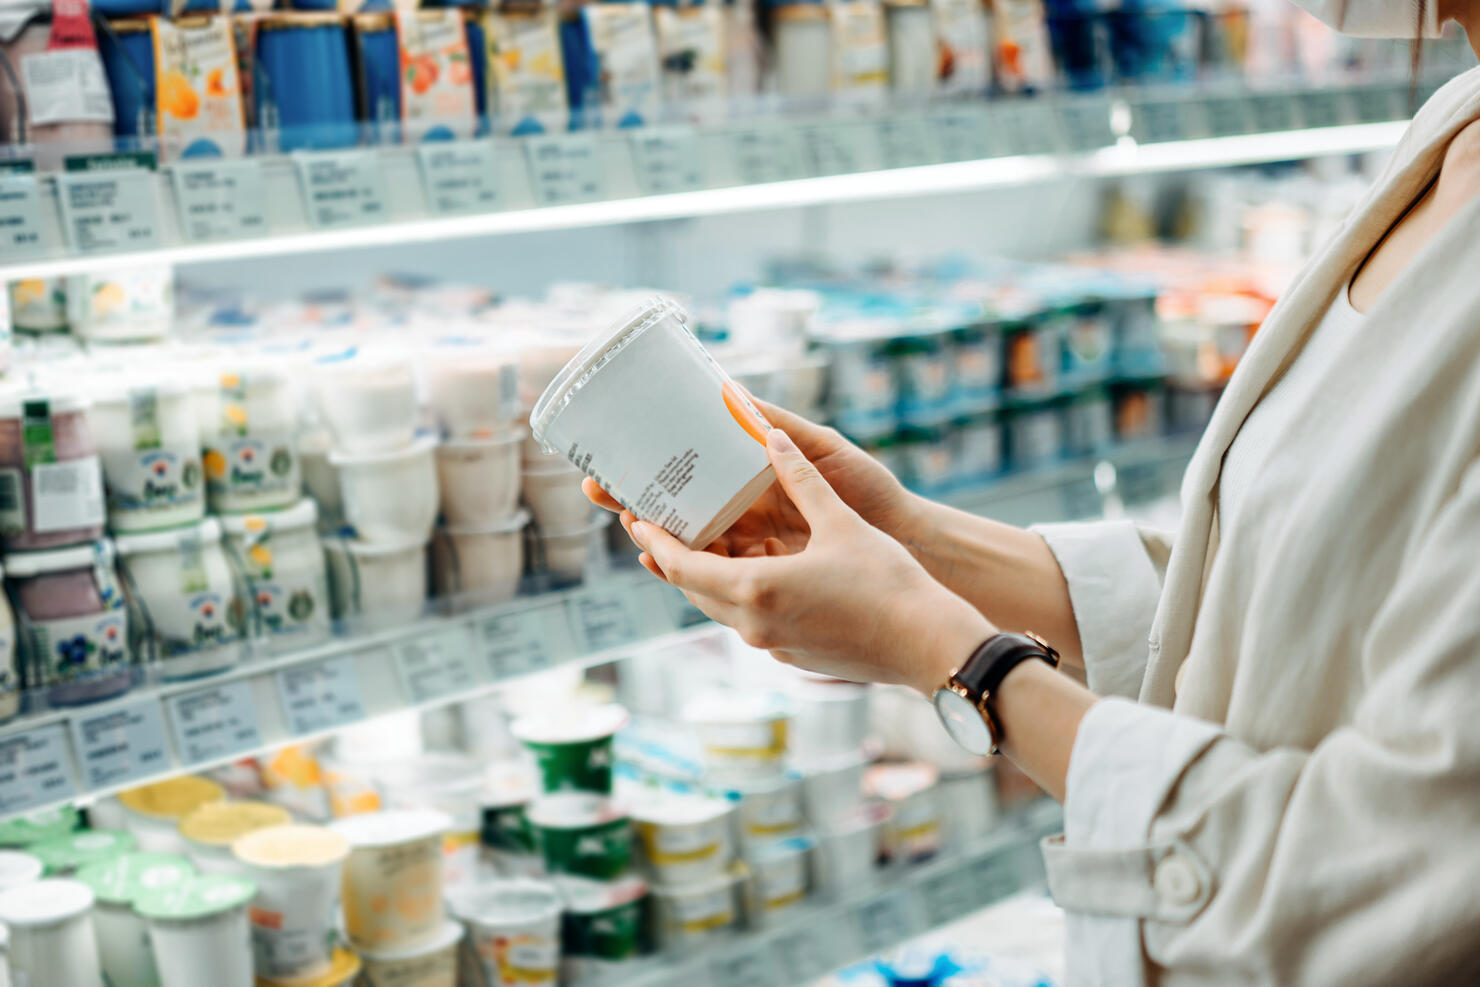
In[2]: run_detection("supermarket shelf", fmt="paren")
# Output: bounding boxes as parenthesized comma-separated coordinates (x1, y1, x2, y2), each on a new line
(0, 569, 710, 822)
(0, 76, 1432, 279)
(615, 800, 1064, 987)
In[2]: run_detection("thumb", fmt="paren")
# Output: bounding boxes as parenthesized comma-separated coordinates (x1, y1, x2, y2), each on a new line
(766, 428, 845, 527)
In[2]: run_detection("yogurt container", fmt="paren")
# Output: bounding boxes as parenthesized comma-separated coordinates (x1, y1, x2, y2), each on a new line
(198, 368, 302, 514)
(29, 829, 134, 875)
(784, 677, 871, 763)
(86, 378, 206, 532)
(535, 517, 608, 586)
(525, 794, 631, 881)
(311, 346, 419, 455)
(220, 500, 332, 651)
(447, 879, 562, 987)
(372, 754, 487, 890)
(0, 391, 107, 551)
(8, 279, 67, 333)
(0, 878, 104, 987)
(629, 795, 734, 885)
(357, 917, 462, 987)
(323, 535, 428, 630)
(115, 519, 248, 681)
(864, 762, 941, 863)
(743, 835, 812, 922)
(651, 868, 738, 947)
(798, 752, 868, 827)
(232, 824, 350, 983)
(256, 947, 361, 987)
(436, 431, 523, 527)
(8, 541, 133, 707)
(118, 776, 226, 854)
(75, 852, 194, 987)
(424, 340, 521, 439)
(431, 511, 527, 605)
(530, 297, 775, 550)
(330, 435, 439, 543)
(511, 704, 628, 794)
(298, 429, 343, 529)
(135, 874, 256, 987)
(717, 772, 806, 850)
(65, 267, 172, 343)
(0, 850, 42, 889)
(179, 800, 291, 874)
(814, 801, 888, 896)
(556, 874, 647, 982)
(684, 692, 790, 781)
(937, 766, 999, 852)
(520, 464, 591, 533)
(333, 809, 451, 951)
(0, 806, 79, 848)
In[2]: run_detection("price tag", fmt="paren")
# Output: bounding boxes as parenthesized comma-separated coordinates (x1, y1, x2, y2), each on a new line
(523, 134, 604, 205)
(968, 849, 1023, 908)
(479, 609, 554, 677)
(918, 868, 976, 929)
(1352, 84, 1405, 123)
(416, 140, 500, 215)
(394, 625, 483, 704)
(856, 888, 920, 954)
(933, 107, 991, 162)
(68, 697, 169, 790)
(802, 120, 877, 176)
(875, 115, 937, 169)
(1202, 93, 1254, 137)
(0, 724, 75, 815)
(0, 171, 46, 258)
(729, 124, 807, 185)
(1001, 102, 1060, 156)
(170, 159, 267, 242)
(275, 655, 366, 736)
(1297, 89, 1346, 130)
(1247, 93, 1296, 134)
(57, 152, 160, 253)
(568, 588, 640, 653)
(1058, 98, 1115, 151)
(710, 947, 776, 987)
(166, 680, 263, 766)
(628, 128, 705, 195)
(293, 150, 389, 229)
(773, 927, 836, 982)
(1131, 98, 1192, 144)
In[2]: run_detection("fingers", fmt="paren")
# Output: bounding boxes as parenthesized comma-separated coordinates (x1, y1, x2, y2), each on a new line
(582, 477, 623, 513)
(750, 397, 829, 447)
(631, 520, 749, 601)
(766, 429, 846, 530)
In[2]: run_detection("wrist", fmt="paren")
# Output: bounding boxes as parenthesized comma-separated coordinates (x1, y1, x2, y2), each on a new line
(912, 595, 995, 697)
(894, 491, 940, 565)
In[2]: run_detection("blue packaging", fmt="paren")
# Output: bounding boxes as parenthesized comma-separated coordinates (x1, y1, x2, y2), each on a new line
(254, 13, 358, 151)
(96, 17, 156, 138)
(463, 9, 488, 130)
(351, 12, 401, 143)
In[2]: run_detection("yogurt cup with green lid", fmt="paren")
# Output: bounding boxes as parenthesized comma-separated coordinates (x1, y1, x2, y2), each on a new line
(0, 805, 80, 847)
(136, 874, 257, 987)
(76, 851, 194, 905)
(30, 828, 135, 875)
(557, 873, 648, 977)
(526, 793, 632, 881)
(511, 704, 629, 795)
(78, 851, 195, 987)
(133, 872, 255, 920)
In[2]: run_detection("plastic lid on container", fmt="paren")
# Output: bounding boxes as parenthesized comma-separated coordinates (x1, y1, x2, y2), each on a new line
(232, 824, 349, 869)
(257, 947, 362, 987)
(0, 878, 93, 927)
(530, 295, 684, 445)
(0, 806, 79, 848)
(179, 801, 291, 849)
(217, 499, 319, 539)
(134, 873, 256, 921)
(683, 692, 789, 725)
(0, 851, 42, 890)
(447, 879, 561, 927)
(4, 540, 114, 579)
(114, 517, 223, 557)
(327, 433, 437, 468)
(0, 388, 88, 421)
(524, 793, 626, 830)
(628, 795, 732, 828)
(30, 829, 134, 874)
(748, 834, 814, 864)
(557, 873, 647, 913)
(75, 852, 194, 907)
(356, 918, 463, 961)
(511, 703, 629, 746)
(336, 534, 428, 559)
(436, 427, 527, 453)
(331, 809, 452, 849)
(443, 508, 530, 538)
(117, 776, 225, 821)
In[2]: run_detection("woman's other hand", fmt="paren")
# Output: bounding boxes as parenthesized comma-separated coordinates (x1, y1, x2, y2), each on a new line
(624, 427, 994, 695)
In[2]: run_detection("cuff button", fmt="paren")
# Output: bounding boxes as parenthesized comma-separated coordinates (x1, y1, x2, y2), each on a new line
(1153, 853, 1202, 906)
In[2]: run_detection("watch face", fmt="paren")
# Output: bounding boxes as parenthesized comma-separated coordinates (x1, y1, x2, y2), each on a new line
(933, 688, 994, 756)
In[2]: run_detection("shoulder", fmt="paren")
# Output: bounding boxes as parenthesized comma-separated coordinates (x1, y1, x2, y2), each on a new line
(1411, 64, 1480, 139)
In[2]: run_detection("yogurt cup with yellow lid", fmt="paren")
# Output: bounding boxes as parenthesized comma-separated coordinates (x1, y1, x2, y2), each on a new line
(233, 824, 350, 984)
(119, 775, 226, 854)
(181, 800, 291, 874)
(256, 947, 361, 987)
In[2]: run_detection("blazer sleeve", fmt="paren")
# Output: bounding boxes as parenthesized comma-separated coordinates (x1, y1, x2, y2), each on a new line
(1033, 520, 1172, 699)
(1042, 459, 1480, 986)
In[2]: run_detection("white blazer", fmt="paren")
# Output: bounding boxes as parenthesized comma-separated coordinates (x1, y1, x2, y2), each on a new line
(1035, 64, 1480, 985)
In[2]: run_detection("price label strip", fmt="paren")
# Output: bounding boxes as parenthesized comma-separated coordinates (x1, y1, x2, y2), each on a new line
(710, 947, 778, 987)
(933, 107, 991, 162)
(803, 120, 876, 177)
(773, 926, 837, 983)
(0, 171, 46, 258)
(523, 134, 604, 205)
(969, 849, 1025, 909)
(394, 626, 483, 704)
(1247, 92, 1297, 134)
(479, 609, 555, 678)
(68, 697, 170, 790)
(875, 115, 938, 170)
(1297, 89, 1348, 130)
(0, 723, 76, 815)
(1058, 98, 1115, 152)
(416, 140, 500, 215)
(293, 150, 389, 229)
(1131, 97, 1195, 145)
(1352, 84, 1405, 124)
(1201, 93, 1254, 138)
(856, 888, 921, 954)
(1002, 102, 1061, 156)
(275, 655, 367, 736)
(918, 868, 977, 929)
(568, 588, 641, 653)
(57, 152, 161, 253)
(729, 124, 807, 185)
(170, 159, 268, 242)
(628, 128, 705, 195)
(166, 679, 263, 766)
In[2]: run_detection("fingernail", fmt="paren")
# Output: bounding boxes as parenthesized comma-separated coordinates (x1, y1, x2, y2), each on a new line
(630, 521, 649, 547)
(768, 428, 795, 453)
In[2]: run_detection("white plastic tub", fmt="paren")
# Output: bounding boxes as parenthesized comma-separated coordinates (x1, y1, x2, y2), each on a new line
(629, 795, 735, 885)
(86, 376, 205, 532)
(718, 772, 806, 850)
(530, 296, 775, 549)
(219, 500, 332, 652)
(331, 435, 439, 543)
(651, 869, 739, 947)
(520, 465, 592, 532)
(135, 874, 256, 987)
(798, 752, 867, 827)
(76, 852, 194, 987)
(357, 918, 462, 987)
(372, 754, 487, 890)
(744, 835, 811, 922)
(311, 345, 419, 455)
(424, 339, 521, 439)
(324, 535, 429, 630)
(448, 879, 562, 987)
(436, 430, 523, 527)
(784, 677, 871, 762)
(865, 762, 941, 862)
(232, 824, 350, 983)
(332, 809, 451, 952)
(0, 878, 104, 987)
(431, 510, 528, 604)
(536, 518, 609, 585)
(813, 801, 888, 896)
(683, 692, 791, 781)
(197, 366, 301, 515)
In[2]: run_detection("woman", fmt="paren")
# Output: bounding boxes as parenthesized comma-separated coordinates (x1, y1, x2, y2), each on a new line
(588, 3, 1480, 983)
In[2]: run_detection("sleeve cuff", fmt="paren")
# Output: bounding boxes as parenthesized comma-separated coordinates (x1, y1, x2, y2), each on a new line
(1032, 520, 1164, 699)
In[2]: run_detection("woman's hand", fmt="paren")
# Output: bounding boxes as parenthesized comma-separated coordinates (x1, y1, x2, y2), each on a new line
(582, 398, 925, 559)
(624, 427, 995, 695)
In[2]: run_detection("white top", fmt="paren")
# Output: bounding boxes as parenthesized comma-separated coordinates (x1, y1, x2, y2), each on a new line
(1218, 284, 1365, 530)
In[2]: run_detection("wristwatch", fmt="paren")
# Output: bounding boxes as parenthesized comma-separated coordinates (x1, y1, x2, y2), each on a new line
(932, 632, 1060, 756)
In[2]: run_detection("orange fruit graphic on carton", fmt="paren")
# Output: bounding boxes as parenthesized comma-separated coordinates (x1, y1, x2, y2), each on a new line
(160, 70, 200, 119)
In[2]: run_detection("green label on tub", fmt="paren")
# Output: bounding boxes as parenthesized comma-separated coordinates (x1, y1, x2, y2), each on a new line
(562, 896, 644, 960)
(524, 734, 615, 796)
(533, 816, 630, 880)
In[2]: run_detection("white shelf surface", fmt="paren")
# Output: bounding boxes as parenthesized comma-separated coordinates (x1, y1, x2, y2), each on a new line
(0, 77, 1429, 279)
